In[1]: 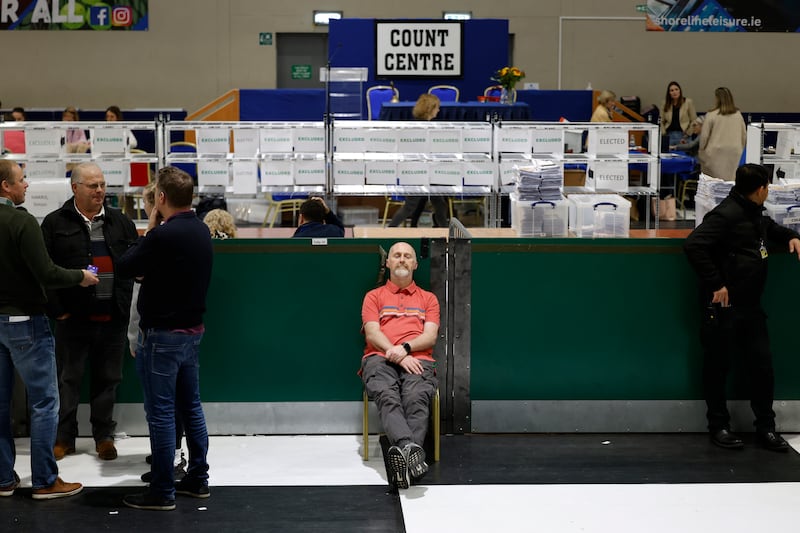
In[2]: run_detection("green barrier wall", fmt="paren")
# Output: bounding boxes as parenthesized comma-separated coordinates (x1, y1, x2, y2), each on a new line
(470, 238, 800, 401)
(114, 238, 432, 403)
(112, 237, 800, 405)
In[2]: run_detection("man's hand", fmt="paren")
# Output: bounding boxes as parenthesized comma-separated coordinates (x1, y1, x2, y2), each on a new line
(398, 354, 424, 375)
(385, 344, 407, 364)
(789, 238, 800, 260)
(80, 269, 99, 287)
(711, 286, 729, 307)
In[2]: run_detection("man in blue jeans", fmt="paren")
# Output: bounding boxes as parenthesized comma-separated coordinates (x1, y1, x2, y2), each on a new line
(0, 160, 98, 499)
(117, 166, 213, 511)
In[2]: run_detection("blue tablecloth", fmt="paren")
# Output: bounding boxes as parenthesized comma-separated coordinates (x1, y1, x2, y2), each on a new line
(379, 102, 531, 121)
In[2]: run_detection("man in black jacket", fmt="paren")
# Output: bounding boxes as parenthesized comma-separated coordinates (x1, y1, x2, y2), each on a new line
(684, 163, 800, 452)
(41, 163, 138, 462)
(117, 166, 213, 511)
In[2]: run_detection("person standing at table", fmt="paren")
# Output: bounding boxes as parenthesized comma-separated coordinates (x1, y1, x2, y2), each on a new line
(698, 87, 746, 181)
(0, 160, 98, 499)
(684, 163, 800, 452)
(389, 94, 450, 228)
(41, 162, 138, 462)
(661, 81, 697, 149)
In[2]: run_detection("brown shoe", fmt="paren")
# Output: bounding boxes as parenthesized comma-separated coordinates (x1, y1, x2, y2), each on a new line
(53, 442, 76, 461)
(32, 477, 83, 500)
(0, 471, 20, 497)
(96, 440, 118, 461)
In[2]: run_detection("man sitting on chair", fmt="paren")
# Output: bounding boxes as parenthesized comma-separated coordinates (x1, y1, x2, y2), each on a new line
(292, 197, 344, 238)
(360, 242, 440, 489)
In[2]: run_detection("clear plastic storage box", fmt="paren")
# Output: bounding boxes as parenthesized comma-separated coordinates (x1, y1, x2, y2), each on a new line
(764, 201, 800, 232)
(510, 193, 569, 237)
(567, 194, 631, 238)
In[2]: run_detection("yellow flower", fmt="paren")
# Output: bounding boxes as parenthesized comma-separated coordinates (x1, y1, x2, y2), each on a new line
(491, 65, 526, 90)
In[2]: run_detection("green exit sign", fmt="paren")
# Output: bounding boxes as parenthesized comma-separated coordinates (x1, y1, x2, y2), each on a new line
(259, 32, 272, 45)
(636, 4, 647, 12)
(291, 64, 312, 80)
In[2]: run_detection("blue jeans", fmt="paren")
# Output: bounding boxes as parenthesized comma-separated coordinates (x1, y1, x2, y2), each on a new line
(0, 315, 59, 489)
(136, 329, 209, 499)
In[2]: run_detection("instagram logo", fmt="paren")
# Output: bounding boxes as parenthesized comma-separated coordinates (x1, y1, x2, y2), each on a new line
(112, 6, 133, 27)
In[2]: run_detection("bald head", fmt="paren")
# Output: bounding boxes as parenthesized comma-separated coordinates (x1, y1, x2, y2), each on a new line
(386, 241, 418, 288)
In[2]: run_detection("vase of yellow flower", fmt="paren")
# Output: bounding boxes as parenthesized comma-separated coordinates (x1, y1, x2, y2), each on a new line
(492, 66, 525, 104)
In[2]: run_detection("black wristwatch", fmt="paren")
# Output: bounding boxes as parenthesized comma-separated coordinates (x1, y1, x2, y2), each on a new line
(402, 342, 412, 355)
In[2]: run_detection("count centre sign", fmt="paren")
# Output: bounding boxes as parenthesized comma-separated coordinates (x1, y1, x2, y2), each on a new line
(375, 20, 463, 78)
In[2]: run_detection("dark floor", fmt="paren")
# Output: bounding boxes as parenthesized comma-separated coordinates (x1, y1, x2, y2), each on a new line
(3, 433, 797, 533)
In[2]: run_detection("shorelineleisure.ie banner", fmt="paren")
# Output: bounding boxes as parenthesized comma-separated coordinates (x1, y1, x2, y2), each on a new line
(1, 0, 148, 31)
(647, 0, 800, 32)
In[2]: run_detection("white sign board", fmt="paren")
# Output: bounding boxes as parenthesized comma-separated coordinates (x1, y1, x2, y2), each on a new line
(531, 130, 564, 155)
(232, 161, 259, 194)
(366, 129, 398, 153)
(334, 130, 368, 152)
(333, 161, 365, 185)
(260, 129, 294, 153)
(396, 128, 429, 153)
(375, 21, 463, 77)
(294, 159, 326, 185)
(463, 160, 497, 186)
(495, 128, 532, 154)
(91, 128, 128, 155)
(586, 162, 629, 192)
(461, 130, 492, 153)
(25, 128, 64, 155)
(429, 161, 463, 186)
(587, 130, 628, 155)
(22, 178, 71, 218)
(260, 160, 294, 186)
(196, 129, 230, 155)
(198, 161, 229, 187)
(428, 129, 462, 153)
(293, 128, 325, 153)
(365, 161, 397, 185)
(397, 161, 429, 185)
(233, 129, 260, 156)
(24, 160, 65, 181)
(95, 160, 128, 187)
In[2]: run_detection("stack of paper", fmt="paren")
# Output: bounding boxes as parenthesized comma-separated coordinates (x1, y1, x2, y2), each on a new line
(515, 160, 563, 201)
(767, 184, 800, 205)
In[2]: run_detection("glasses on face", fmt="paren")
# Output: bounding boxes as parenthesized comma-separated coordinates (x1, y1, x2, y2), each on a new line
(77, 182, 106, 190)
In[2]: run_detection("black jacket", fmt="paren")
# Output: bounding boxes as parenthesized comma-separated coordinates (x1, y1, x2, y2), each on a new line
(684, 189, 800, 307)
(41, 198, 138, 320)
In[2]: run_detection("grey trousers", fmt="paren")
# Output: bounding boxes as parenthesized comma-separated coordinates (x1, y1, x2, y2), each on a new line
(361, 355, 437, 447)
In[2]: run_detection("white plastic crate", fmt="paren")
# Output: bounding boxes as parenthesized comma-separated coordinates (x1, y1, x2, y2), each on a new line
(510, 193, 568, 237)
(339, 206, 379, 226)
(567, 194, 631, 238)
(764, 201, 800, 232)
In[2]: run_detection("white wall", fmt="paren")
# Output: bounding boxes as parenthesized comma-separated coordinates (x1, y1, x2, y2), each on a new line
(0, 0, 795, 114)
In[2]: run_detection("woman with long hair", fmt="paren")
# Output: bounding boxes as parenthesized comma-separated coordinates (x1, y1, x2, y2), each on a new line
(698, 87, 746, 181)
(388, 94, 450, 228)
(661, 81, 697, 148)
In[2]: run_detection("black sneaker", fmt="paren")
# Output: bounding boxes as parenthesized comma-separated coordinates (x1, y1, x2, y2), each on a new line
(175, 477, 210, 499)
(386, 445, 409, 490)
(404, 443, 429, 481)
(141, 456, 188, 483)
(123, 492, 176, 511)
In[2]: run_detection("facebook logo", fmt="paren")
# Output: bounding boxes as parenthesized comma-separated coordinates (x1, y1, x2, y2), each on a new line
(89, 6, 111, 29)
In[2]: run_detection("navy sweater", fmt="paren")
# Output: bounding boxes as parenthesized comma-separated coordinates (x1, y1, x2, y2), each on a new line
(116, 211, 213, 330)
